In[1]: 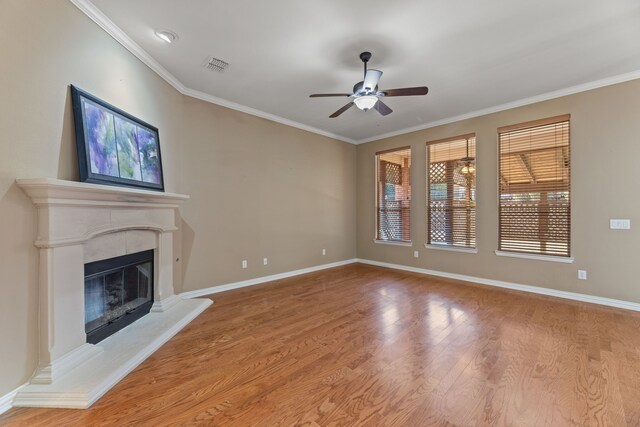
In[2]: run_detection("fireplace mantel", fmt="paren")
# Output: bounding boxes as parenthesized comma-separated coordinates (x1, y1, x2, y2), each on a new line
(14, 178, 212, 409)
(16, 177, 189, 206)
(17, 178, 189, 248)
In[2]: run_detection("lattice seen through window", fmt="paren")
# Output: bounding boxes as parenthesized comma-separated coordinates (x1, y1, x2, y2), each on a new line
(498, 115, 570, 257)
(427, 135, 476, 248)
(376, 147, 411, 242)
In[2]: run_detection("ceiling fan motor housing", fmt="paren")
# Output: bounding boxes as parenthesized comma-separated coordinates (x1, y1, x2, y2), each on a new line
(353, 81, 378, 96)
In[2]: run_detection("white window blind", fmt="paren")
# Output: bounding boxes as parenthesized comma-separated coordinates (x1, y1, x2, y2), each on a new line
(376, 147, 411, 242)
(498, 115, 570, 257)
(427, 134, 476, 248)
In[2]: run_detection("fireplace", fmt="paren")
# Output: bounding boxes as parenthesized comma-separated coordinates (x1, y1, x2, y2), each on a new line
(15, 178, 212, 409)
(85, 250, 154, 344)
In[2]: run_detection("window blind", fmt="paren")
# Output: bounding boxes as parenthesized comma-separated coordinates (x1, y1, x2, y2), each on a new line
(427, 134, 476, 248)
(376, 147, 411, 242)
(498, 115, 570, 257)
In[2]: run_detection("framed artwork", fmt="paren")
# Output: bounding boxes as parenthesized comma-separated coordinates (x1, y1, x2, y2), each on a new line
(70, 85, 164, 191)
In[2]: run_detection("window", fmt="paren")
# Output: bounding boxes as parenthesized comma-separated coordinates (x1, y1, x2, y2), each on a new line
(376, 147, 411, 243)
(427, 134, 476, 249)
(498, 115, 570, 257)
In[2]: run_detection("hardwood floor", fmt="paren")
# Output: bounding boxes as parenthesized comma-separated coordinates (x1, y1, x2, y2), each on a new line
(2, 263, 640, 426)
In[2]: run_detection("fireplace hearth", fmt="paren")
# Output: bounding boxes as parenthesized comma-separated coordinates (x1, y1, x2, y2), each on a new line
(85, 250, 154, 344)
(15, 178, 212, 409)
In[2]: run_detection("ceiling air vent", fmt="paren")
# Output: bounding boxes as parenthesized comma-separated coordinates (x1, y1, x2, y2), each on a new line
(202, 56, 229, 72)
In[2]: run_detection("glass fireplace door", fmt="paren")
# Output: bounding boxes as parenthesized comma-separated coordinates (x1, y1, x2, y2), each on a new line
(84, 250, 154, 344)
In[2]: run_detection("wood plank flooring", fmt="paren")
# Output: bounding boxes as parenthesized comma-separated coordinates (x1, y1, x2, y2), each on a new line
(2, 263, 640, 426)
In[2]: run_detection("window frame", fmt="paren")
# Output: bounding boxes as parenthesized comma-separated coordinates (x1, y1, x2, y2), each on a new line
(425, 133, 477, 250)
(496, 114, 572, 260)
(374, 146, 412, 244)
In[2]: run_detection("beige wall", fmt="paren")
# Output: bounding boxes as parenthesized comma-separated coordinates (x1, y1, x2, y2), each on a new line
(178, 98, 356, 292)
(357, 78, 640, 304)
(0, 0, 356, 397)
(0, 0, 183, 397)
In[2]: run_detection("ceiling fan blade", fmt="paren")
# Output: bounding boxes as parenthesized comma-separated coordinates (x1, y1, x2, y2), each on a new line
(374, 99, 393, 116)
(309, 93, 352, 98)
(381, 86, 429, 97)
(329, 102, 355, 118)
(362, 69, 383, 92)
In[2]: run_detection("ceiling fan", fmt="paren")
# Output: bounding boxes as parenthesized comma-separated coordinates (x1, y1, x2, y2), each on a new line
(309, 51, 429, 118)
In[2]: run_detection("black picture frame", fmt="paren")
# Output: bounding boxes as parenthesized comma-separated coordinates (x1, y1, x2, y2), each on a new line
(70, 85, 165, 191)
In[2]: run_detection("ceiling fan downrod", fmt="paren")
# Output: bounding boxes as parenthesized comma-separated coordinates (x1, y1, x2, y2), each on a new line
(360, 51, 372, 79)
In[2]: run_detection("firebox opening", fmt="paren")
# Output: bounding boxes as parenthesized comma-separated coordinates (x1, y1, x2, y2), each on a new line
(84, 249, 154, 344)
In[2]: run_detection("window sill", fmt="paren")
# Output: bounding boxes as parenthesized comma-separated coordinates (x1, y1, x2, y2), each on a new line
(494, 250, 574, 264)
(424, 244, 478, 254)
(374, 240, 412, 247)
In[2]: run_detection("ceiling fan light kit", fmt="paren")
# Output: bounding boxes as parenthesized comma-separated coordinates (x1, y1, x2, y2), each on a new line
(354, 95, 378, 111)
(310, 51, 429, 118)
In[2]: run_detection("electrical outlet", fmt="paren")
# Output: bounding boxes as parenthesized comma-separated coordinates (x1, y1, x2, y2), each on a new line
(610, 219, 631, 229)
(322, 249, 326, 256)
(578, 270, 587, 280)
(263, 257, 268, 266)
(414, 250, 419, 258)
(241, 260, 247, 269)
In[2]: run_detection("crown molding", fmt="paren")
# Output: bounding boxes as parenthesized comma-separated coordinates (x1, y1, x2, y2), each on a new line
(68, 0, 356, 145)
(71, 0, 640, 146)
(356, 69, 640, 144)
(181, 87, 357, 144)
(69, 0, 186, 93)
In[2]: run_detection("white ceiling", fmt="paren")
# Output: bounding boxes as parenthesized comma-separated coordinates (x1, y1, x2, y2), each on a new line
(82, 0, 640, 143)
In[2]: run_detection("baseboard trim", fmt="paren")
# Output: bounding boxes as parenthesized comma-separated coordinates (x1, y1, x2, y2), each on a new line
(0, 385, 25, 415)
(180, 259, 358, 299)
(356, 258, 640, 312)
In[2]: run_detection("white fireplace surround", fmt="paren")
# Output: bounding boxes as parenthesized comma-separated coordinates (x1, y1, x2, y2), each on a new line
(13, 178, 212, 408)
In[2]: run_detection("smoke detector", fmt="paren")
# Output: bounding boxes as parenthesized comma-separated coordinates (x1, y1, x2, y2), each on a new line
(202, 56, 229, 72)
